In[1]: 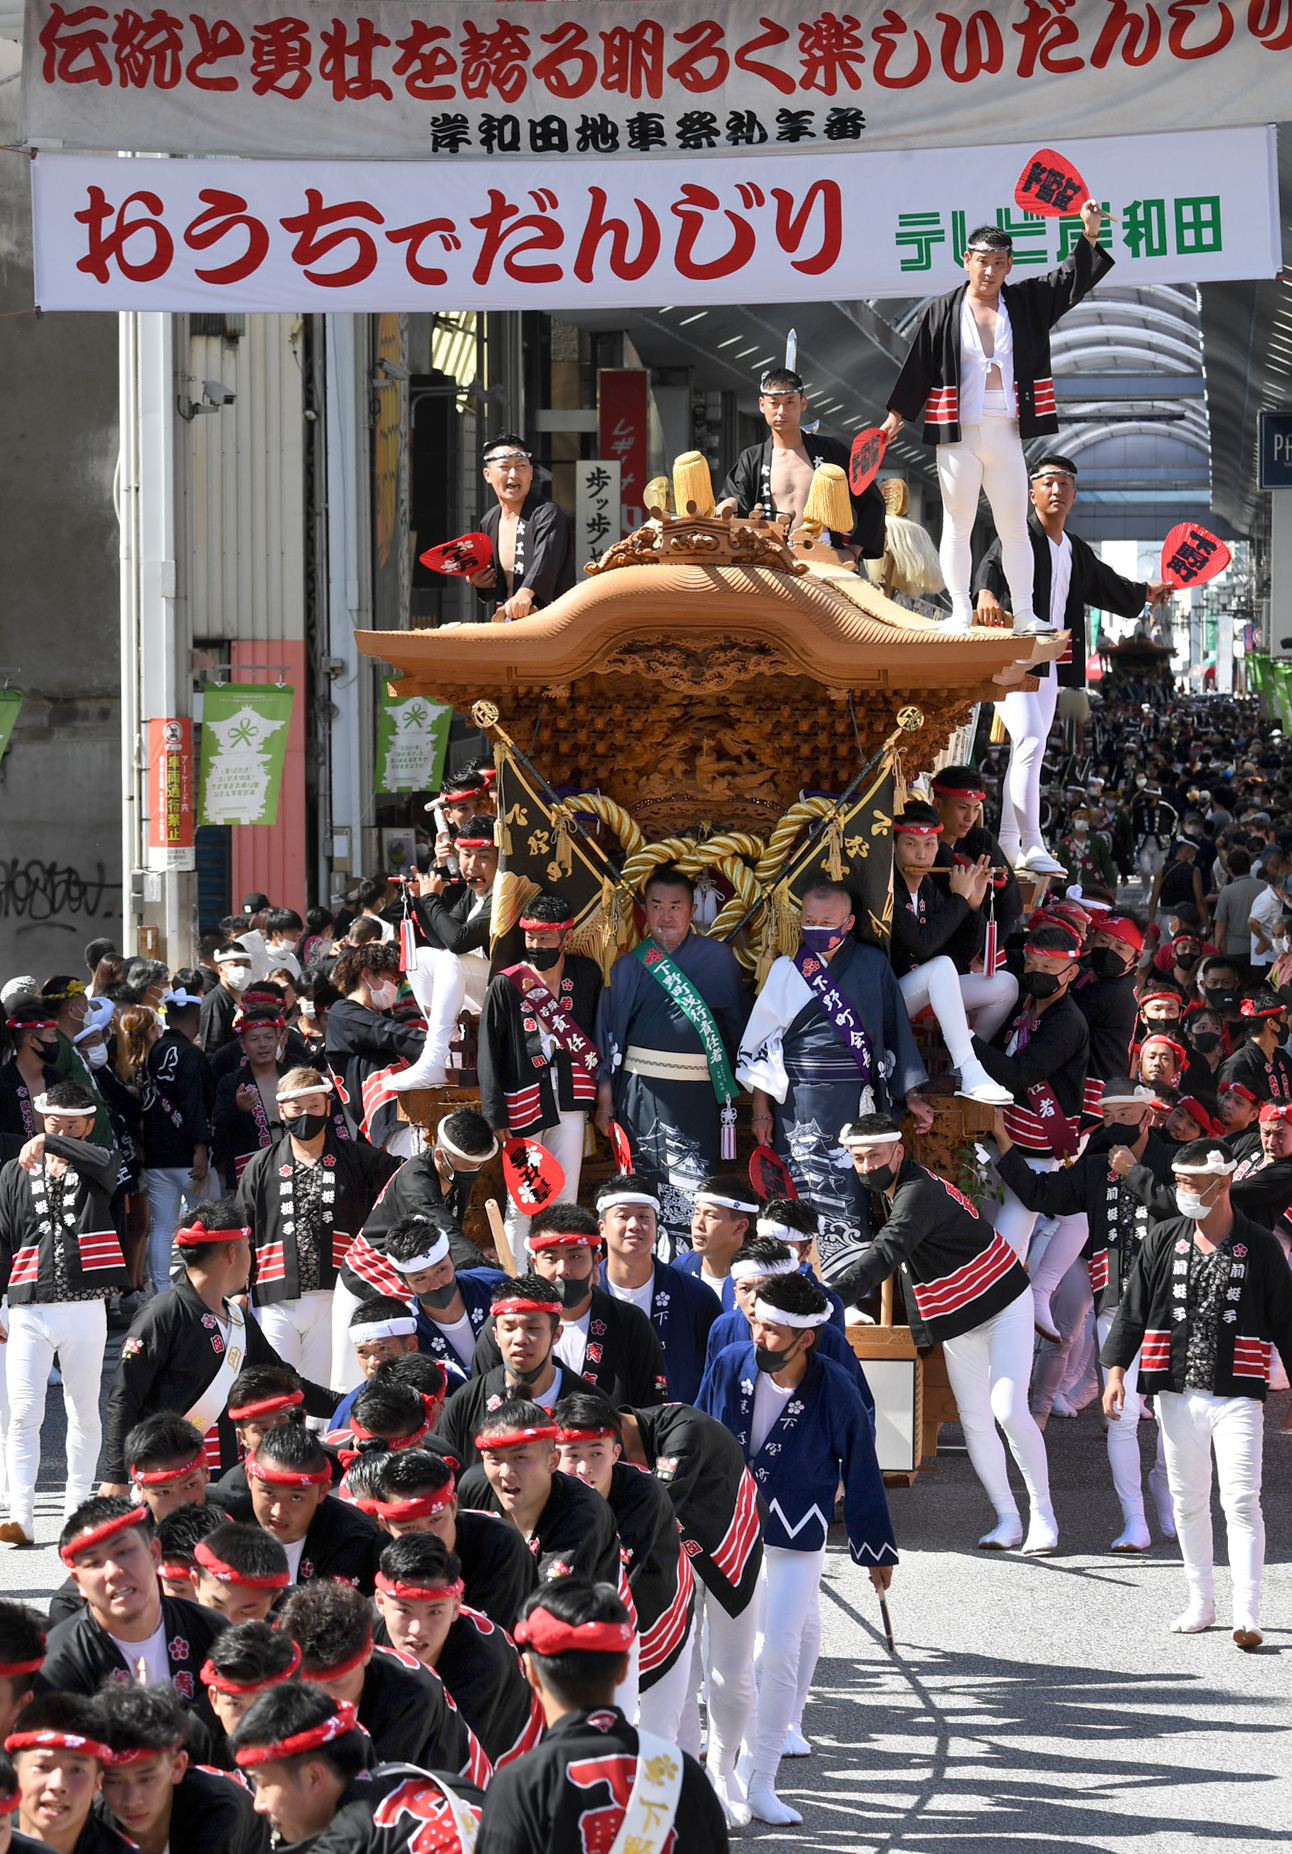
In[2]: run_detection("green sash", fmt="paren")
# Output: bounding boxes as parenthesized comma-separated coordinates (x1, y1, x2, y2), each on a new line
(632, 940, 738, 1105)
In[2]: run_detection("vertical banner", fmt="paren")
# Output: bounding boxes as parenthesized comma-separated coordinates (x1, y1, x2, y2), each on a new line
(198, 683, 295, 826)
(575, 461, 621, 573)
(1217, 612, 1234, 695)
(375, 687, 452, 794)
(0, 689, 23, 760)
(599, 371, 649, 538)
(146, 718, 195, 870)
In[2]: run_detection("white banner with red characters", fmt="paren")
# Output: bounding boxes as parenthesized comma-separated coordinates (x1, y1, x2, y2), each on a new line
(28, 126, 1279, 311)
(19, 0, 1292, 161)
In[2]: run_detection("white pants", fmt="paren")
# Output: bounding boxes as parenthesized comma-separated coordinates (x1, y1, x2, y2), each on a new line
(637, 1616, 696, 1741)
(936, 421, 1035, 626)
(679, 1581, 758, 1778)
(750, 1545, 826, 1785)
(941, 1288, 1052, 1526)
(1030, 1258, 1094, 1417)
(1157, 1389, 1265, 1623)
(253, 1289, 334, 1387)
(997, 677, 1061, 859)
(616, 1630, 640, 1724)
(994, 1152, 1086, 1268)
(331, 1276, 367, 1393)
(1096, 1309, 1173, 1533)
(6, 1300, 107, 1530)
(510, 1109, 587, 1249)
(899, 960, 1018, 1070)
(404, 947, 491, 1083)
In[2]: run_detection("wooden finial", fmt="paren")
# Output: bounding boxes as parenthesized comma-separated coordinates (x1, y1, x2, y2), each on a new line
(802, 463, 853, 538)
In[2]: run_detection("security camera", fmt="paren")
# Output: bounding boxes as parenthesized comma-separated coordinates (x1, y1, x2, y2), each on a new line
(374, 358, 411, 383)
(203, 380, 236, 406)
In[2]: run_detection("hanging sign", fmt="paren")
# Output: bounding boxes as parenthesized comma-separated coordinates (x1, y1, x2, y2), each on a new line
(197, 682, 294, 825)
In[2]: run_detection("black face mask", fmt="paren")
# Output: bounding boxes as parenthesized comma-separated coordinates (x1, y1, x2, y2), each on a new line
(418, 1278, 460, 1310)
(1204, 987, 1238, 1010)
(507, 1355, 552, 1386)
(286, 1111, 328, 1141)
(525, 945, 563, 972)
(1175, 953, 1199, 972)
(549, 1272, 592, 1310)
(1089, 948, 1128, 980)
(1190, 1030, 1220, 1053)
(1020, 971, 1062, 1000)
(860, 1161, 899, 1193)
(1143, 1015, 1180, 1034)
(754, 1342, 796, 1375)
(36, 1037, 60, 1063)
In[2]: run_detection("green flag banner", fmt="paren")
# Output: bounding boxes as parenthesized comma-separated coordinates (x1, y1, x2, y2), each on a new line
(0, 690, 23, 760)
(375, 686, 452, 794)
(198, 682, 294, 826)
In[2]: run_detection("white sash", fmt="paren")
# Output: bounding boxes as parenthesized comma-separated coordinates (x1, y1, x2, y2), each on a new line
(608, 1731, 684, 1854)
(183, 1299, 247, 1433)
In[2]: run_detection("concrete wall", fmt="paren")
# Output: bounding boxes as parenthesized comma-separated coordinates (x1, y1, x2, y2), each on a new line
(0, 35, 122, 984)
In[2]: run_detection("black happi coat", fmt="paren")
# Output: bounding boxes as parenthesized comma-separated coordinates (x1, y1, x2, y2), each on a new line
(719, 430, 886, 557)
(434, 1360, 586, 1474)
(456, 1465, 620, 1588)
(97, 1763, 269, 1854)
(888, 237, 1114, 445)
(0, 1057, 61, 1165)
(604, 1460, 693, 1689)
(198, 984, 241, 1054)
(597, 1257, 720, 1406)
(142, 1029, 210, 1168)
(1073, 969, 1139, 1091)
(38, 1595, 226, 1734)
(1219, 1037, 1292, 1106)
(324, 998, 426, 1148)
(236, 1129, 398, 1307)
(211, 1057, 289, 1188)
(629, 1401, 764, 1617)
(477, 957, 603, 1137)
(281, 1766, 483, 1854)
(348, 1151, 485, 1299)
(470, 1285, 667, 1408)
(889, 871, 984, 980)
(932, 825, 1023, 946)
(974, 512, 1149, 687)
(225, 1490, 383, 1594)
(373, 1606, 541, 1770)
(356, 1646, 476, 1779)
(413, 883, 492, 958)
(451, 1509, 537, 1634)
(974, 991, 1089, 1154)
(0, 1134, 129, 1303)
(473, 489, 575, 617)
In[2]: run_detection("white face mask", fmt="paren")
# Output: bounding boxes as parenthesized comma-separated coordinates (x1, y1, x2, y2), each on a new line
(82, 1043, 109, 1069)
(222, 965, 252, 986)
(369, 979, 398, 1010)
(1175, 1186, 1209, 1220)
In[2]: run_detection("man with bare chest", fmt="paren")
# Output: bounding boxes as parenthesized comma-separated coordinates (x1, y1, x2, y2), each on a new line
(716, 368, 885, 564)
(466, 433, 575, 623)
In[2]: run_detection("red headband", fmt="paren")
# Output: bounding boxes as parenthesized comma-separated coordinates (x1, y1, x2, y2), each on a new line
(453, 835, 495, 849)
(59, 1506, 150, 1566)
(491, 1294, 562, 1316)
(554, 1426, 618, 1444)
(193, 1539, 290, 1590)
(228, 1389, 305, 1421)
(1240, 998, 1285, 1018)
(474, 1424, 558, 1452)
(173, 1223, 249, 1248)
(1140, 989, 1182, 1009)
(1259, 1102, 1292, 1124)
(512, 1610, 635, 1656)
(160, 1560, 195, 1582)
(519, 916, 573, 932)
(111, 1743, 182, 1766)
(129, 1449, 204, 1487)
(200, 1643, 302, 1693)
(375, 1572, 464, 1603)
(1174, 1097, 1222, 1136)
(246, 1451, 331, 1488)
(0, 1644, 44, 1678)
(331, 1409, 432, 1468)
(359, 1484, 454, 1522)
(298, 1637, 372, 1684)
(526, 1229, 594, 1250)
(0, 1791, 19, 1814)
(235, 1013, 287, 1033)
(1100, 915, 1144, 950)
(6, 1017, 57, 1033)
(6, 1730, 113, 1764)
(931, 776, 985, 799)
(234, 1700, 358, 1766)
(1222, 1083, 1259, 1104)
(1141, 1036, 1187, 1064)
(893, 820, 940, 836)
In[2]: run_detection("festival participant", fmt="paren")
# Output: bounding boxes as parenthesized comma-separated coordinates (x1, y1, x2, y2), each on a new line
(386, 1215, 505, 1386)
(139, 1003, 211, 1297)
(122, 1415, 224, 1521)
(328, 1297, 422, 1426)
(393, 824, 499, 1094)
(211, 1010, 290, 1191)
(1217, 1081, 1262, 1158)
(152, 1508, 228, 1607)
(595, 1178, 721, 1404)
(1131, 779, 1179, 900)
(100, 1204, 336, 1492)
(1219, 994, 1292, 1104)
(0, 1001, 63, 1166)
(186, 1523, 290, 1625)
(595, 867, 750, 1254)
(0, 1599, 46, 1740)
(228, 1684, 482, 1851)
(325, 1379, 443, 1486)
(714, 365, 886, 561)
(236, 1068, 398, 1384)
(738, 877, 930, 1283)
(196, 1620, 305, 1759)
(929, 765, 1023, 949)
(475, 1580, 727, 1854)
(888, 801, 1017, 1104)
(372, 1532, 543, 1769)
(477, 890, 603, 1244)
(323, 943, 426, 1147)
(1102, 1138, 1292, 1647)
(883, 207, 1112, 640)
(1118, 1099, 1292, 1241)
(368, 1450, 535, 1632)
(199, 948, 254, 1055)
(673, 1178, 760, 1311)
(1137, 1034, 1186, 1094)
(753, 1198, 846, 1315)
(1074, 914, 1143, 1119)
(423, 765, 497, 873)
(0, 1080, 128, 1548)
(225, 1424, 382, 1594)
(466, 432, 575, 620)
(698, 1273, 895, 1826)
(554, 1392, 695, 1740)
(276, 1580, 480, 1780)
(7, 1693, 129, 1854)
(702, 1238, 869, 1406)
(458, 1400, 620, 1590)
(97, 1681, 268, 1854)
(471, 1204, 667, 1405)
(432, 1276, 588, 1474)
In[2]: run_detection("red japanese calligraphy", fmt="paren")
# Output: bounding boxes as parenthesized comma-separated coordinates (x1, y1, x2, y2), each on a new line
(372, 1778, 468, 1854)
(1249, 0, 1292, 47)
(666, 20, 729, 91)
(533, 22, 596, 97)
(75, 185, 173, 282)
(39, 3, 112, 85)
(386, 215, 462, 284)
(574, 186, 660, 282)
(250, 16, 311, 98)
(112, 7, 182, 87)
(771, 178, 841, 274)
(459, 19, 530, 102)
(1166, 0, 1234, 54)
(469, 188, 564, 286)
(391, 23, 455, 99)
(872, 8, 932, 86)
(319, 16, 393, 101)
(185, 16, 244, 91)
(733, 16, 796, 94)
(184, 188, 269, 284)
(671, 184, 755, 280)
(1013, 0, 1085, 74)
(280, 188, 383, 285)
(566, 1756, 638, 1854)
(1091, 0, 1162, 66)
(600, 20, 664, 96)
(798, 11, 867, 92)
(935, 9, 1005, 81)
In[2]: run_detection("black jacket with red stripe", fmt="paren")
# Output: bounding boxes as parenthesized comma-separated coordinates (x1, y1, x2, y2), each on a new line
(628, 1401, 764, 1618)
(833, 1157, 1030, 1345)
(0, 1135, 129, 1303)
(324, 998, 426, 1149)
(604, 1460, 694, 1689)
(476, 957, 604, 1137)
(1101, 1208, 1292, 1399)
(973, 991, 1089, 1156)
(37, 1594, 226, 1736)
(375, 1604, 542, 1770)
(887, 237, 1114, 445)
(456, 1466, 621, 1590)
(236, 1129, 399, 1307)
(345, 1152, 485, 1301)
(469, 1285, 668, 1409)
(974, 512, 1148, 688)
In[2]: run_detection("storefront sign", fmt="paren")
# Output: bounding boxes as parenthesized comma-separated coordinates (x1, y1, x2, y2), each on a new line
(197, 682, 294, 825)
(146, 716, 196, 869)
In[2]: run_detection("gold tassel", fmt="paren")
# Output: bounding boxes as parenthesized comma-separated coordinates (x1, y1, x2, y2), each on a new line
(490, 871, 541, 948)
(802, 463, 853, 537)
(774, 881, 801, 963)
(825, 812, 844, 882)
(893, 750, 908, 817)
(990, 704, 1008, 744)
(673, 451, 714, 517)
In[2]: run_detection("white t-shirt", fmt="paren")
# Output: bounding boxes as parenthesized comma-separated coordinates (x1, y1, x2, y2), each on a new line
(530, 1374, 561, 1411)
(554, 1309, 592, 1375)
(106, 1615, 170, 1684)
(698, 1265, 728, 1300)
(605, 1275, 655, 1320)
(283, 1537, 308, 1583)
(434, 1310, 478, 1368)
(751, 1373, 796, 1455)
(1047, 532, 1073, 630)
(1250, 883, 1284, 966)
(959, 291, 1015, 424)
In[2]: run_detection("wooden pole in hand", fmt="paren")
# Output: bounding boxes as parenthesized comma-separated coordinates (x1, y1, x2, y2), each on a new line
(485, 1198, 515, 1276)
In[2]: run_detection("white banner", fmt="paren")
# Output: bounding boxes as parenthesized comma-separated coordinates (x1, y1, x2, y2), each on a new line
(575, 459, 622, 569)
(30, 126, 1278, 312)
(19, 0, 1292, 161)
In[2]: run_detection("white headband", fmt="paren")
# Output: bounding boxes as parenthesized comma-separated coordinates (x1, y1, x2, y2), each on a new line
(435, 1125, 499, 1164)
(730, 1257, 798, 1282)
(163, 989, 205, 1009)
(74, 997, 116, 1042)
(1174, 1150, 1237, 1177)
(838, 1125, 901, 1150)
(278, 1081, 333, 1104)
(756, 1217, 813, 1242)
(33, 1095, 94, 1119)
(753, 1295, 830, 1330)
(351, 1316, 418, 1342)
(695, 1192, 758, 1215)
(392, 1231, 451, 1273)
(1100, 1085, 1157, 1107)
(598, 1188, 660, 1213)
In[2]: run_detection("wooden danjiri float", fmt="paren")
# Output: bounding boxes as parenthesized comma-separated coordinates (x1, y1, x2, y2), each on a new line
(355, 453, 1068, 1482)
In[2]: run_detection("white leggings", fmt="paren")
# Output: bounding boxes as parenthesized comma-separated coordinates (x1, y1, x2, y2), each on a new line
(6, 1300, 107, 1531)
(510, 1110, 587, 1249)
(253, 1289, 334, 1388)
(937, 421, 1035, 626)
(678, 1581, 758, 1777)
(1157, 1389, 1264, 1624)
(1096, 1308, 1173, 1533)
(898, 960, 1019, 1071)
(1030, 1258, 1094, 1417)
(940, 1289, 1052, 1526)
(750, 1545, 826, 1785)
(993, 1151, 1086, 1269)
(997, 676, 1061, 859)
(637, 1617, 696, 1741)
(330, 1276, 366, 1393)
(405, 947, 490, 1079)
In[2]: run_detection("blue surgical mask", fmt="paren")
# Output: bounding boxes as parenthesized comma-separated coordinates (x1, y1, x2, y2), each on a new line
(800, 925, 847, 956)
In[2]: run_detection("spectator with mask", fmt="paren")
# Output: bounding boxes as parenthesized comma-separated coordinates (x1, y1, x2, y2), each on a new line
(199, 946, 255, 1055)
